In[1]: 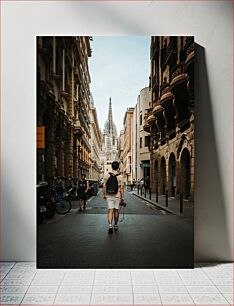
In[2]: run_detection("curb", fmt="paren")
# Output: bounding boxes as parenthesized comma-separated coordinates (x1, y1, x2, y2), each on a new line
(131, 192, 176, 215)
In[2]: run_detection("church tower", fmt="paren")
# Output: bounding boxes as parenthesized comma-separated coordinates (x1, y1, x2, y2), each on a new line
(100, 97, 119, 176)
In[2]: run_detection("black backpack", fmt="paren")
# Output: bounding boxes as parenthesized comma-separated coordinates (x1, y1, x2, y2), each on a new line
(106, 173, 120, 194)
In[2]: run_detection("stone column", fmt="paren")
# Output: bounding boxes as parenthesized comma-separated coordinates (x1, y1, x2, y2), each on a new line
(65, 125, 74, 182)
(73, 137, 78, 179)
(45, 123, 56, 184)
(176, 159, 181, 198)
(67, 67, 74, 118)
(189, 141, 195, 202)
(57, 137, 65, 178)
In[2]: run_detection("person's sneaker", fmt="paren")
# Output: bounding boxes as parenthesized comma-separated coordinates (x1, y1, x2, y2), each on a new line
(79, 208, 82, 212)
(108, 225, 113, 234)
(114, 224, 118, 231)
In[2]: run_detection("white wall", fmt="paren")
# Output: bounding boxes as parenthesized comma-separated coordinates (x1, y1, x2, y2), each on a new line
(2, 1, 233, 261)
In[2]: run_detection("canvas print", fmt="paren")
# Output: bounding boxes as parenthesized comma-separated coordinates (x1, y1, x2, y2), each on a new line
(37, 36, 194, 268)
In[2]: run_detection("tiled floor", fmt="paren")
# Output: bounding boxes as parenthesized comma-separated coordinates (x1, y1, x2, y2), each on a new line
(0, 262, 233, 305)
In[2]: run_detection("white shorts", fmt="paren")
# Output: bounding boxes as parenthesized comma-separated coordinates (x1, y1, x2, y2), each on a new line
(107, 197, 120, 210)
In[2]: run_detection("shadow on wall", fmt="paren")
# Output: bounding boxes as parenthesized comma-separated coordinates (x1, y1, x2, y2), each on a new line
(195, 44, 231, 262)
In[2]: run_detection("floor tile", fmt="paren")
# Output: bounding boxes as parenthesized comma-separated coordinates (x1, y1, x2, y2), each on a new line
(27, 285, 59, 294)
(0, 272, 9, 280)
(0, 294, 24, 305)
(64, 274, 95, 280)
(158, 285, 188, 294)
(181, 279, 213, 286)
(95, 274, 131, 280)
(54, 294, 90, 305)
(190, 293, 229, 305)
(179, 274, 209, 280)
(96, 271, 130, 276)
(160, 294, 194, 305)
(133, 294, 161, 305)
(62, 278, 93, 285)
(132, 279, 156, 285)
(222, 293, 233, 304)
(0, 267, 14, 274)
(0, 262, 16, 269)
(34, 275, 64, 281)
(155, 276, 182, 282)
(211, 279, 233, 286)
(4, 273, 35, 280)
(207, 274, 233, 280)
(93, 279, 132, 285)
(66, 268, 95, 273)
(0, 278, 32, 286)
(92, 285, 132, 294)
(14, 262, 36, 268)
(91, 294, 133, 305)
(0, 285, 29, 294)
(31, 278, 62, 286)
(156, 279, 184, 285)
(133, 285, 158, 294)
(58, 285, 92, 294)
(186, 285, 219, 293)
(216, 285, 233, 293)
(21, 293, 56, 305)
(131, 272, 154, 277)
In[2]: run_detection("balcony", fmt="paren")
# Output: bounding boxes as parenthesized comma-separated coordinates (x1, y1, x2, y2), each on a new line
(147, 112, 156, 125)
(170, 63, 188, 90)
(74, 120, 84, 139)
(185, 43, 195, 70)
(184, 37, 194, 54)
(152, 104, 164, 117)
(78, 110, 91, 137)
(143, 122, 151, 133)
(178, 118, 190, 133)
(166, 129, 176, 140)
(160, 83, 174, 106)
(81, 134, 91, 152)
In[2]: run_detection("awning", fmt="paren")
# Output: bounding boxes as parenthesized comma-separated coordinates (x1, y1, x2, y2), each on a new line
(140, 162, 150, 168)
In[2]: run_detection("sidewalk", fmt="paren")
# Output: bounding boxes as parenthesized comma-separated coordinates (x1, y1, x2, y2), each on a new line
(131, 189, 194, 221)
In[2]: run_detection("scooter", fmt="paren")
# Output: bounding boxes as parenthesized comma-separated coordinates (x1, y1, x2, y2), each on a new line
(65, 185, 79, 200)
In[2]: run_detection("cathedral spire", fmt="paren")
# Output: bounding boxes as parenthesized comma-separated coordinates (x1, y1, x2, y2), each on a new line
(108, 97, 113, 123)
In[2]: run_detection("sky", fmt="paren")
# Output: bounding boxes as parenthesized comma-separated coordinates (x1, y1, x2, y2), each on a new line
(88, 36, 151, 134)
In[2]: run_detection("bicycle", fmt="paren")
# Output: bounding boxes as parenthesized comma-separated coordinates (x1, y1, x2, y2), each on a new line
(51, 186, 72, 214)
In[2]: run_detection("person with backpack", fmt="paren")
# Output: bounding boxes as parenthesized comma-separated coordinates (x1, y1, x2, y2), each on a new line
(77, 174, 89, 211)
(102, 161, 124, 234)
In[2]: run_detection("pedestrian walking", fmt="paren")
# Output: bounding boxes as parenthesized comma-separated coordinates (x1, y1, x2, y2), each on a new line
(102, 161, 124, 234)
(132, 178, 136, 190)
(55, 176, 63, 197)
(145, 175, 150, 193)
(77, 174, 89, 211)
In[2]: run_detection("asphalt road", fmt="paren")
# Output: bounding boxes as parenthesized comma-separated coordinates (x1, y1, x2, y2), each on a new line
(37, 191, 194, 268)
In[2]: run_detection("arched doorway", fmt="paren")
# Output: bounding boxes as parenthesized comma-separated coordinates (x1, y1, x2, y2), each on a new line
(154, 160, 159, 193)
(160, 157, 166, 195)
(168, 153, 176, 197)
(180, 148, 190, 199)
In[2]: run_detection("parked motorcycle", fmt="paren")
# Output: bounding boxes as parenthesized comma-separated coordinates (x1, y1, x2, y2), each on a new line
(37, 181, 55, 225)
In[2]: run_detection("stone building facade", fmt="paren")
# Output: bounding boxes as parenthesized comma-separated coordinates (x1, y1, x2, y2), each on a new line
(37, 36, 93, 185)
(89, 95, 102, 180)
(132, 87, 151, 183)
(144, 36, 194, 201)
(118, 130, 125, 175)
(123, 108, 135, 184)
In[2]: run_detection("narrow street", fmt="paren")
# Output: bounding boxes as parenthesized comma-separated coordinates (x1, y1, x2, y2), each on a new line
(37, 191, 193, 269)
